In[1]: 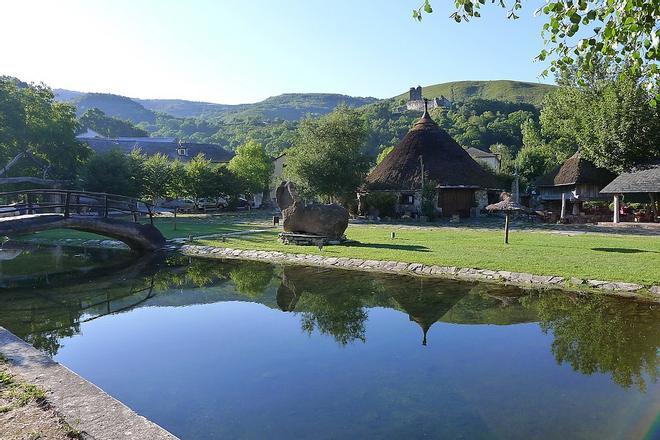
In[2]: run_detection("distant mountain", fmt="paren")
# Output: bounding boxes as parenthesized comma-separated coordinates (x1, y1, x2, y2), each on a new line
(135, 98, 245, 119)
(55, 90, 378, 123)
(54, 80, 553, 127)
(394, 80, 556, 106)
(220, 93, 379, 122)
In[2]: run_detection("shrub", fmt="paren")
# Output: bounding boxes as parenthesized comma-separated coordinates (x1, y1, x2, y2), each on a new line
(362, 192, 397, 218)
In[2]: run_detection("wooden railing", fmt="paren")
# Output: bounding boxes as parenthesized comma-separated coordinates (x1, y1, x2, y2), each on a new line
(0, 189, 155, 224)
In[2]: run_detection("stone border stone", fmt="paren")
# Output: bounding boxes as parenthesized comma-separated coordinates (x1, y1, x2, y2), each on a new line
(178, 244, 660, 302)
(0, 327, 178, 440)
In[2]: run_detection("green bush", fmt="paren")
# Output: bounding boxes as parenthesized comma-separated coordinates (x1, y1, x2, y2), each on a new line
(362, 192, 397, 218)
(421, 180, 438, 221)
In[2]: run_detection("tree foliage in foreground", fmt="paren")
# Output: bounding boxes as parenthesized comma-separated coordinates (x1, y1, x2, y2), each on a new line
(541, 70, 660, 172)
(414, 0, 659, 102)
(0, 77, 90, 180)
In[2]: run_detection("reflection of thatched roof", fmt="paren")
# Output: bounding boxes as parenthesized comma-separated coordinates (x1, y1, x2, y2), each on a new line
(389, 285, 466, 346)
(536, 152, 615, 188)
(600, 163, 660, 194)
(363, 111, 503, 191)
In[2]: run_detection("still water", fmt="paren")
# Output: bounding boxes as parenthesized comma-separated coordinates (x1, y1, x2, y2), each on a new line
(0, 244, 658, 439)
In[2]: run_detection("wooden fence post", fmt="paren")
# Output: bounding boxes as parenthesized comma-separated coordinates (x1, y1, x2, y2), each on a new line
(64, 192, 70, 218)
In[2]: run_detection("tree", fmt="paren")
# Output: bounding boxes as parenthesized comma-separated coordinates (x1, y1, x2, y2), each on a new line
(184, 154, 217, 202)
(227, 140, 273, 197)
(140, 153, 172, 203)
(168, 160, 187, 199)
(414, 0, 660, 101)
(285, 105, 371, 202)
(541, 71, 660, 172)
(0, 77, 90, 180)
(78, 108, 149, 138)
(516, 119, 566, 185)
(80, 148, 142, 196)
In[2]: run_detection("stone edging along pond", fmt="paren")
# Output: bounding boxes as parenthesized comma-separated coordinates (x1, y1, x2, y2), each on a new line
(0, 327, 178, 440)
(177, 244, 660, 302)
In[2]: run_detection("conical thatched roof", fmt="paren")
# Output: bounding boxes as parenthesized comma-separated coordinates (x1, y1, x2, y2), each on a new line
(363, 110, 503, 191)
(536, 151, 616, 188)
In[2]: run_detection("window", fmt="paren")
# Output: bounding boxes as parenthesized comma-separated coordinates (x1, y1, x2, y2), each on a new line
(177, 147, 188, 157)
(400, 194, 414, 205)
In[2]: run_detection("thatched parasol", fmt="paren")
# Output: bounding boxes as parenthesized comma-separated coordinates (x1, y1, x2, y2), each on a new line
(486, 193, 525, 244)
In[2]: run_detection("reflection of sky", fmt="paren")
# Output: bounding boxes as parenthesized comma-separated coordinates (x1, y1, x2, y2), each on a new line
(54, 302, 660, 440)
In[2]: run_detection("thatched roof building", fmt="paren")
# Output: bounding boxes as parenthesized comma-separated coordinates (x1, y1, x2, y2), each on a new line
(361, 106, 502, 218)
(535, 152, 615, 217)
(536, 152, 615, 189)
(364, 111, 501, 191)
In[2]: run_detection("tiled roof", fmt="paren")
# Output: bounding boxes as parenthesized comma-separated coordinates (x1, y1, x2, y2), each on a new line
(600, 163, 660, 194)
(82, 138, 234, 163)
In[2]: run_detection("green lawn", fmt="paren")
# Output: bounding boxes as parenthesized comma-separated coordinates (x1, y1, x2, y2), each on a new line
(18, 215, 260, 241)
(198, 226, 660, 285)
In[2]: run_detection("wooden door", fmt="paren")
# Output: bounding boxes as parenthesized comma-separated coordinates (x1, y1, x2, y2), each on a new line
(440, 189, 474, 217)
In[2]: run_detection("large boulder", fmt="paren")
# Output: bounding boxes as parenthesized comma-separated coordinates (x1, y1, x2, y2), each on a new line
(276, 182, 349, 240)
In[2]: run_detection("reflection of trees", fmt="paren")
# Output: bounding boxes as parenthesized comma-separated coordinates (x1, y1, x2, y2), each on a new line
(229, 262, 274, 299)
(152, 256, 231, 290)
(0, 254, 235, 356)
(277, 267, 374, 345)
(524, 294, 660, 391)
(297, 294, 368, 345)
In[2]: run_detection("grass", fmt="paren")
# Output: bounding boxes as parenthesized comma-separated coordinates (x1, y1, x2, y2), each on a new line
(393, 80, 556, 106)
(17, 214, 260, 242)
(10, 213, 660, 285)
(198, 225, 660, 285)
(0, 367, 46, 411)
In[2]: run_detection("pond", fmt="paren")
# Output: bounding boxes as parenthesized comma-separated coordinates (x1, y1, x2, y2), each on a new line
(0, 244, 658, 439)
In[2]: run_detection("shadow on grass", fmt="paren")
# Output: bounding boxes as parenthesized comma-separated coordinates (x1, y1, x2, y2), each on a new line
(591, 247, 656, 254)
(343, 242, 431, 252)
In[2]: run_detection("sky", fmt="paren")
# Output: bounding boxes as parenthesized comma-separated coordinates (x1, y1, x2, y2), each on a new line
(1, 0, 552, 104)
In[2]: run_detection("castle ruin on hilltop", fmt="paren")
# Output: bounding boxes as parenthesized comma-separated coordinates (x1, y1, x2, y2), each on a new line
(406, 86, 451, 112)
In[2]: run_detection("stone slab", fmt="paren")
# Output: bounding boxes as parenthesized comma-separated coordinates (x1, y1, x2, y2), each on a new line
(0, 327, 177, 440)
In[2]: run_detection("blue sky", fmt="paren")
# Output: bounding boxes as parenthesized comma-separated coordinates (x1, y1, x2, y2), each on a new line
(1, 0, 551, 104)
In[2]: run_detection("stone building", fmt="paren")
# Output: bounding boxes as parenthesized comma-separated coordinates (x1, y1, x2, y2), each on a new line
(406, 86, 451, 112)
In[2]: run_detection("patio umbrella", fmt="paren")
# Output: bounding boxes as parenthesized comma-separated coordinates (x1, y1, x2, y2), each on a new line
(486, 194, 525, 244)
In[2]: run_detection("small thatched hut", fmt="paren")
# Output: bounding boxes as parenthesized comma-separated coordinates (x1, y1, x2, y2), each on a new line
(535, 152, 615, 216)
(361, 107, 503, 218)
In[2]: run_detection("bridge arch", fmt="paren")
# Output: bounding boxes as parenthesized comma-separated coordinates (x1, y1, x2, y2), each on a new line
(0, 190, 166, 251)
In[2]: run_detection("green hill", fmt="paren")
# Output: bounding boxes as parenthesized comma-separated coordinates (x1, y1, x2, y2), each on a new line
(221, 93, 378, 122)
(394, 80, 556, 106)
(56, 90, 378, 123)
(135, 98, 245, 119)
(71, 93, 157, 124)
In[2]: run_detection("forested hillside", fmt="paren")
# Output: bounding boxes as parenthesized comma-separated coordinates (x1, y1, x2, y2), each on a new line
(394, 80, 555, 107)
(55, 80, 552, 163)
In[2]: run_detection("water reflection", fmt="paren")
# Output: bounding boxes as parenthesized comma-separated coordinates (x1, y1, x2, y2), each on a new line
(523, 293, 659, 391)
(0, 246, 658, 394)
